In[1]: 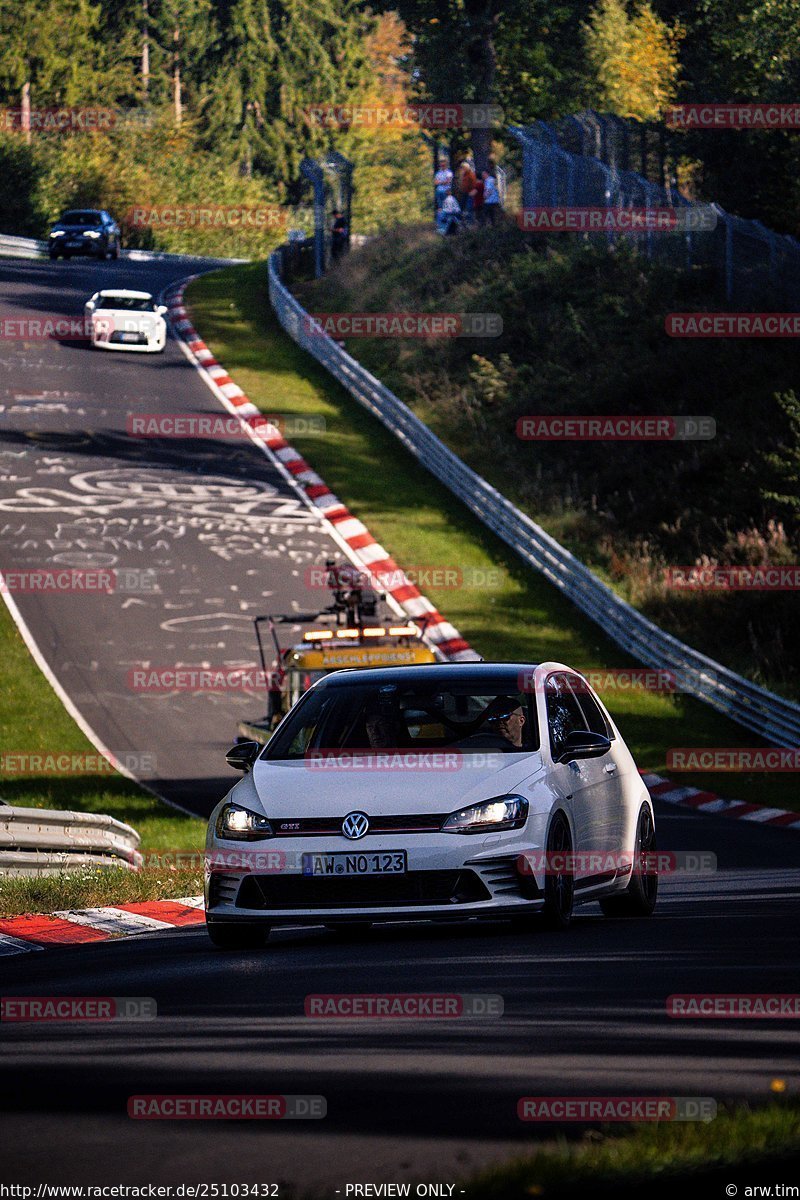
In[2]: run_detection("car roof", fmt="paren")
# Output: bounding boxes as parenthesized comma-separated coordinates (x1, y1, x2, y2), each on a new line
(316, 661, 543, 689)
(96, 290, 154, 300)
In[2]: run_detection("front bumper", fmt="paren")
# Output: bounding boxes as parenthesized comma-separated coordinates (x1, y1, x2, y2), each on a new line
(52, 238, 106, 255)
(204, 834, 545, 926)
(91, 327, 166, 353)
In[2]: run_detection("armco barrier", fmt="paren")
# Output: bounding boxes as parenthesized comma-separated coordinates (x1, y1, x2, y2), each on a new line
(0, 232, 245, 266)
(268, 248, 800, 748)
(0, 803, 142, 876)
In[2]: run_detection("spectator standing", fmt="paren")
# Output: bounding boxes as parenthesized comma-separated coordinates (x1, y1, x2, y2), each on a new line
(459, 159, 478, 222)
(472, 172, 485, 224)
(434, 159, 454, 210)
(437, 191, 462, 236)
(482, 171, 501, 225)
(330, 209, 348, 260)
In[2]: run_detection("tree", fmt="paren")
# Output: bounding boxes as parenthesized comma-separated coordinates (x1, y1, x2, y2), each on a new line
(583, 0, 682, 121)
(0, 0, 126, 132)
(374, 0, 524, 173)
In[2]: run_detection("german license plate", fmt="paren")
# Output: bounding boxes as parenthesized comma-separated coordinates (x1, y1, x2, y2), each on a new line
(302, 850, 407, 877)
(120, 331, 141, 343)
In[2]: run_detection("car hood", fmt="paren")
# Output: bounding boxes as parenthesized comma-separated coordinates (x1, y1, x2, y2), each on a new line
(239, 752, 546, 819)
(91, 308, 161, 326)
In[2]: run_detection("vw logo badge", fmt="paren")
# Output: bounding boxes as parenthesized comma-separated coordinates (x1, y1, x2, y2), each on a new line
(342, 811, 370, 840)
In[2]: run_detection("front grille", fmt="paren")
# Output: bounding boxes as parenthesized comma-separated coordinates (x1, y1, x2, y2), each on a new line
(271, 814, 445, 836)
(236, 870, 490, 910)
(208, 873, 241, 908)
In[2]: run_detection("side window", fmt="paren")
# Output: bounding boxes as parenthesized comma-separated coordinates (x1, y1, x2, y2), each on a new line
(570, 678, 612, 739)
(545, 673, 588, 760)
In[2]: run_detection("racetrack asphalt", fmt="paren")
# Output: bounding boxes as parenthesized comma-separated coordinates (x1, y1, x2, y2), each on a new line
(1, 256, 798, 1193)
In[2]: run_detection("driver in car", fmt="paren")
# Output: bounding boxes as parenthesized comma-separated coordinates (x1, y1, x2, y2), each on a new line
(483, 696, 527, 749)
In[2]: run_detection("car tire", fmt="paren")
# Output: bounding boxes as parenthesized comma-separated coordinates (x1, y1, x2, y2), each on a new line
(600, 805, 658, 918)
(206, 922, 270, 950)
(541, 812, 574, 930)
(49, 250, 59, 260)
(111, 243, 119, 260)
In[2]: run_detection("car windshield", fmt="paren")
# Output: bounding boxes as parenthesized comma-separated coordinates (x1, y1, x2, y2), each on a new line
(265, 678, 540, 760)
(60, 211, 102, 226)
(95, 296, 155, 312)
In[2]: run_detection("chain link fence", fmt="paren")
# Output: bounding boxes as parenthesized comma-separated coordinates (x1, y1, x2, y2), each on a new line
(510, 111, 800, 307)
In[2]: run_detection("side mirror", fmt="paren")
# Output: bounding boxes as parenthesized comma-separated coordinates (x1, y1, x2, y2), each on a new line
(225, 741, 260, 772)
(156, 304, 168, 315)
(557, 730, 611, 764)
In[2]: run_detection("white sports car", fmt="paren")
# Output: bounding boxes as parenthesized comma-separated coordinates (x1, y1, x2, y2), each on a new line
(205, 662, 658, 949)
(84, 289, 167, 352)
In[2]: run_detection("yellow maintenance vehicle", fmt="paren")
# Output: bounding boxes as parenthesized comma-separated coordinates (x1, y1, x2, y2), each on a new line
(237, 559, 437, 744)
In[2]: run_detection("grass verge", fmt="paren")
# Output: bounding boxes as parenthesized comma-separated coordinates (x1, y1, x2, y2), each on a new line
(0, 598, 203, 917)
(186, 261, 798, 810)
(463, 1101, 799, 1197)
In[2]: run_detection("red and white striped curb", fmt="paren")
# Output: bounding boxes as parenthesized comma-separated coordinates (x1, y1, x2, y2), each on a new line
(3, 773, 798, 957)
(642, 772, 800, 830)
(0, 896, 205, 957)
(165, 282, 477, 663)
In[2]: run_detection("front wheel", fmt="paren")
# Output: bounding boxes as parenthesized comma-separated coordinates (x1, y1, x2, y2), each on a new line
(600, 805, 658, 918)
(207, 921, 270, 950)
(541, 812, 574, 930)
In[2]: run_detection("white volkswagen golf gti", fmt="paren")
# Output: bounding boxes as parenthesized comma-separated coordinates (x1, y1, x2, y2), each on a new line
(205, 662, 657, 948)
(84, 289, 167, 352)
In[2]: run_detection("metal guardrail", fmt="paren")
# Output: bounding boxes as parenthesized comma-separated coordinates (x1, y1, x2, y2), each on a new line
(0, 232, 246, 265)
(0, 803, 142, 876)
(268, 248, 800, 748)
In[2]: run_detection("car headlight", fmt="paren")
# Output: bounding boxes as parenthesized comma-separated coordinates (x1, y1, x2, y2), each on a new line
(50, 230, 65, 237)
(83, 230, 101, 238)
(441, 794, 528, 834)
(215, 803, 273, 841)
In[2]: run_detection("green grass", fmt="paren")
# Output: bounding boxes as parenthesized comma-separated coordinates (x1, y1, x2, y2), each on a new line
(185, 262, 799, 811)
(0, 598, 203, 916)
(462, 1101, 800, 1197)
